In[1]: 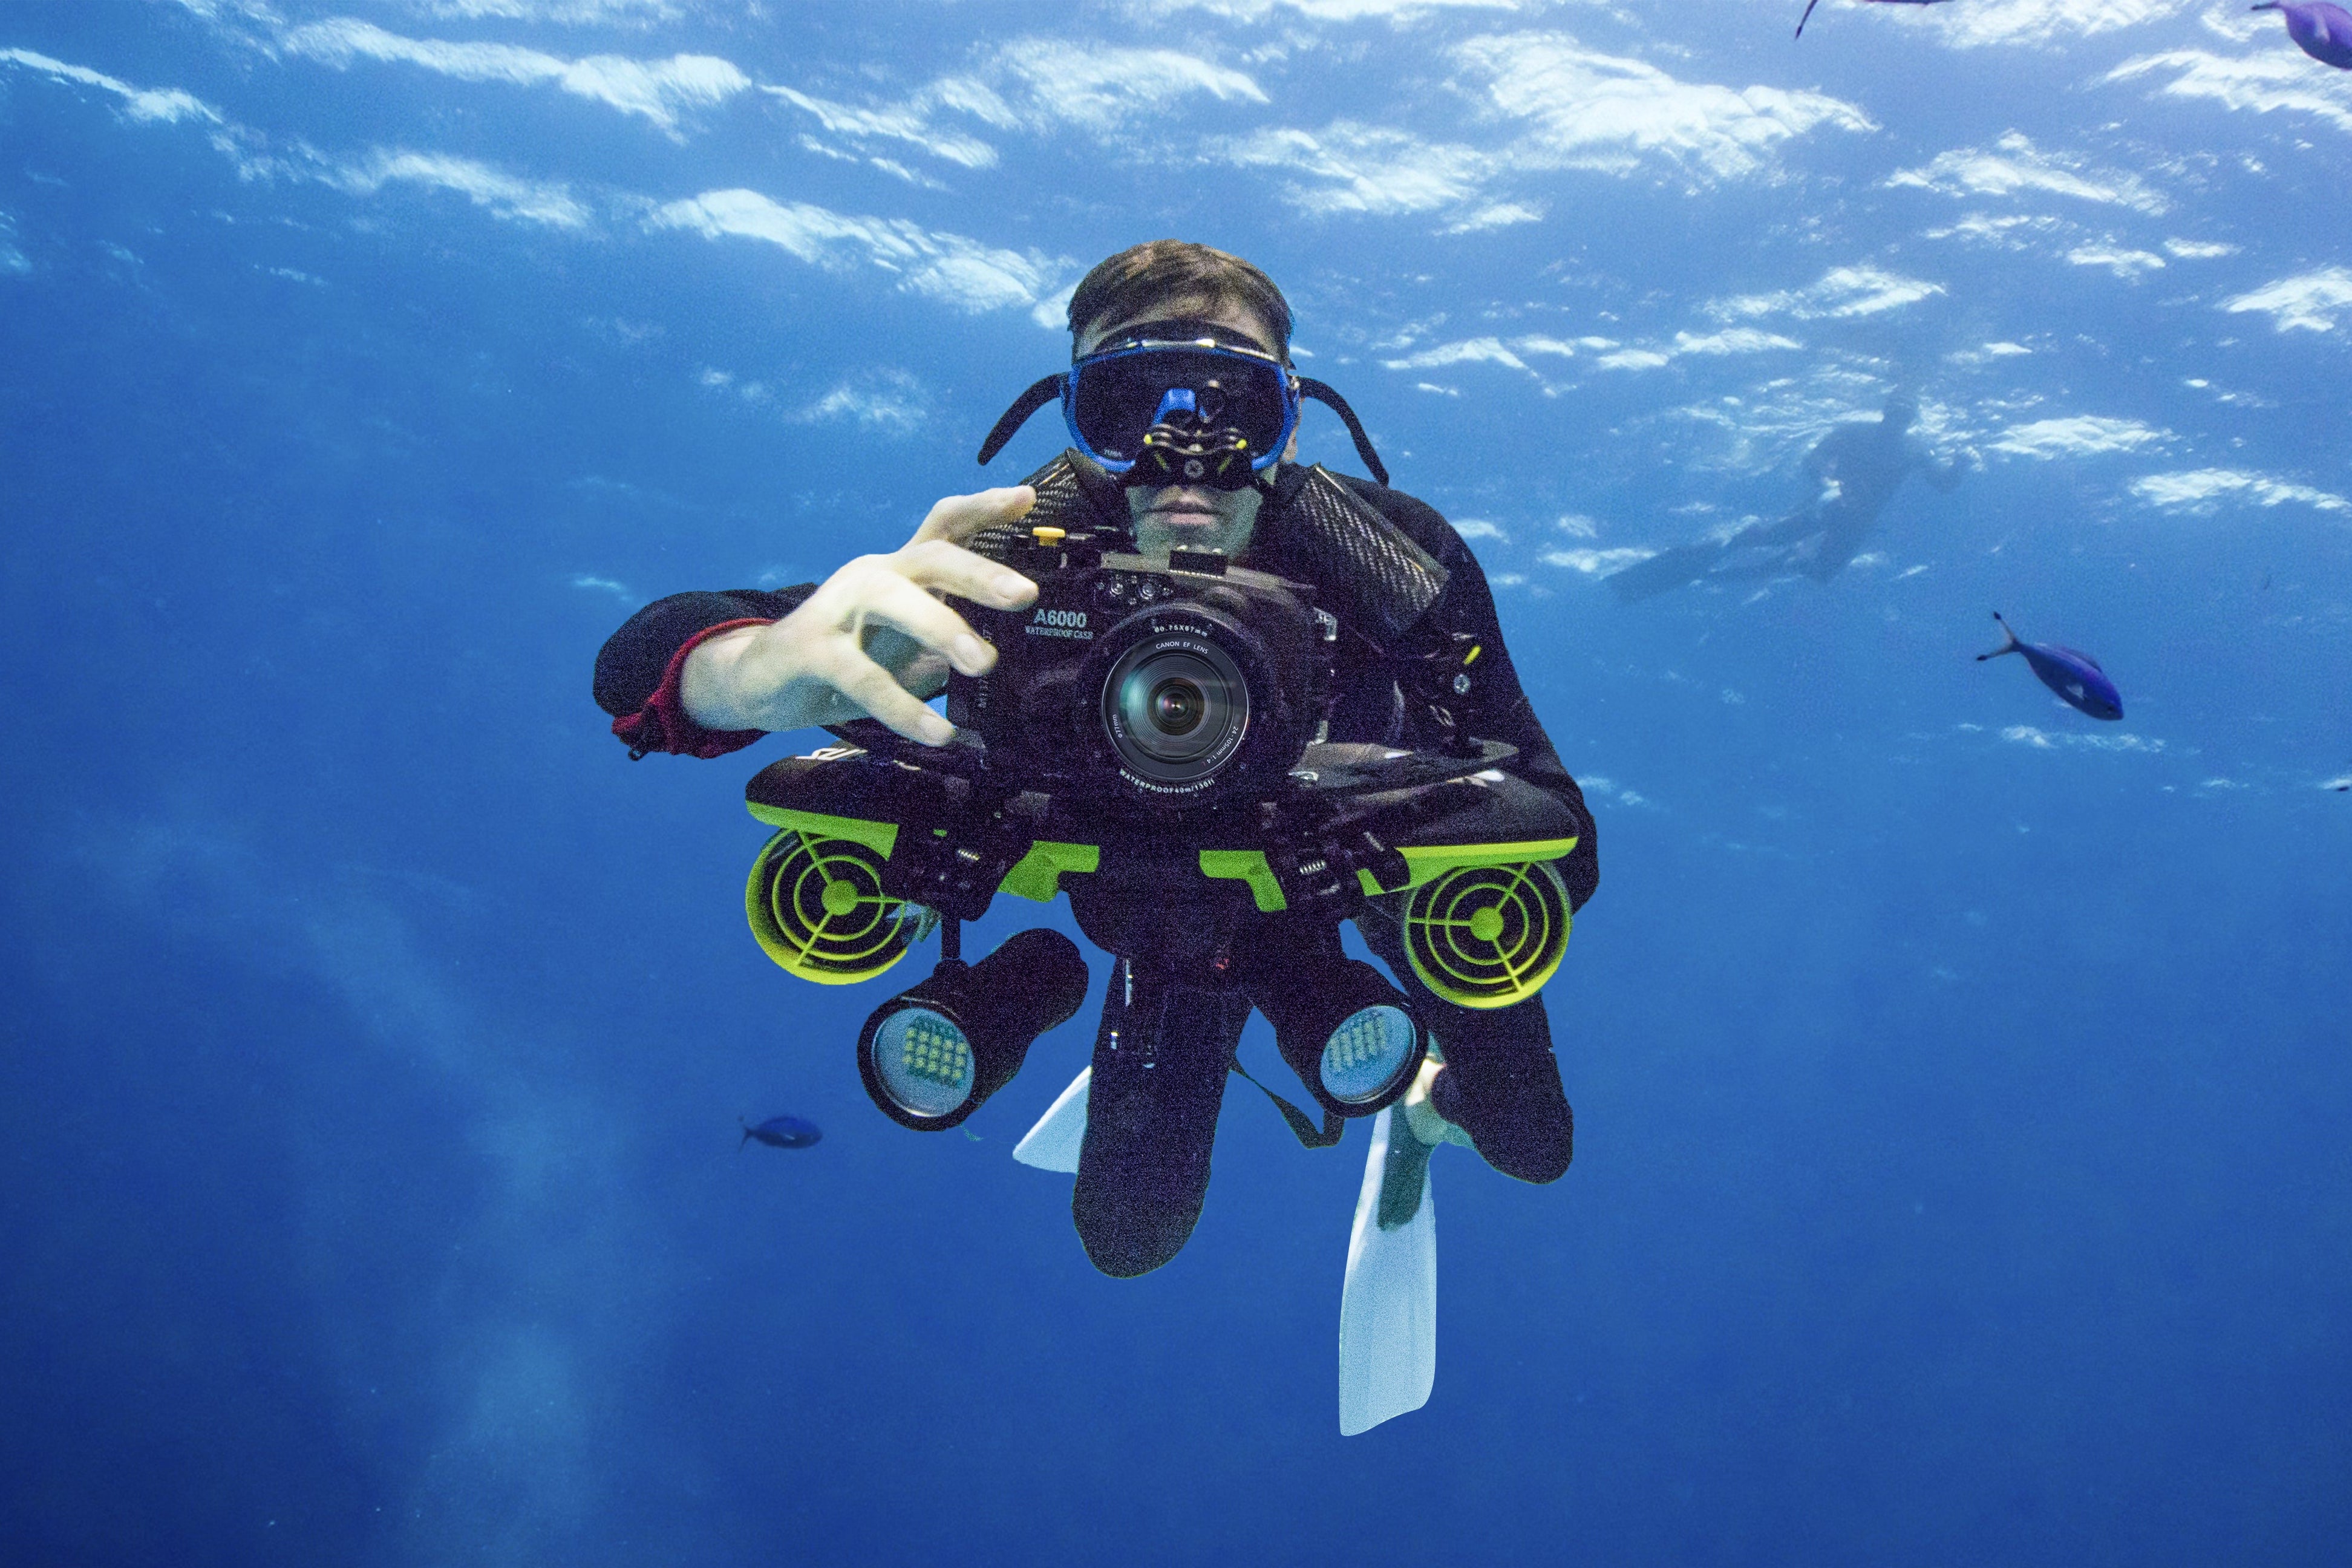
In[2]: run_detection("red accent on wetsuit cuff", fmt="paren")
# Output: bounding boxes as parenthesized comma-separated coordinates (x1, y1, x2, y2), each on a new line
(612, 617, 773, 759)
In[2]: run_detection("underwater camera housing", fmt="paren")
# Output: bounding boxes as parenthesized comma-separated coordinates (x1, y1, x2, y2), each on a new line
(948, 526, 1335, 813)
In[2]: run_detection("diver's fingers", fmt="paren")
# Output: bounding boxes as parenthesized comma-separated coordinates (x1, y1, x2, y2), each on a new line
(908, 486, 1037, 547)
(892, 537, 1037, 610)
(824, 647, 955, 746)
(897, 650, 951, 701)
(856, 572, 996, 677)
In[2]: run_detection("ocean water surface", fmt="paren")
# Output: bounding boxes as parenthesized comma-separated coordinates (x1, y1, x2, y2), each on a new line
(4, 1, 2349, 1563)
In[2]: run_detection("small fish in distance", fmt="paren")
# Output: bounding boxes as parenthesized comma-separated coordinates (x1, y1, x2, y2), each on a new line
(741, 1114, 822, 1151)
(1978, 612, 2123, 720)
(1796, 0, 1957, 39)
(2252, 1, 2352, 68)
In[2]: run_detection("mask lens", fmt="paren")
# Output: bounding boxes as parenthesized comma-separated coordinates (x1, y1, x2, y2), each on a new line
(1070, 347, 1288, 466)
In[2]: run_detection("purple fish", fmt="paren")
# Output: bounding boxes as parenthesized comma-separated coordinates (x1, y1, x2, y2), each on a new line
(1796, 0, 1958, 39)
(2252, 1, 2352, 68)
(741, 1114, 822, 1150)
(1977, 612, 2122, 721)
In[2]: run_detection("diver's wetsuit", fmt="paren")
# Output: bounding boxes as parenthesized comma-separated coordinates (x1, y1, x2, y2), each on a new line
(596, 453, 1598, 1277)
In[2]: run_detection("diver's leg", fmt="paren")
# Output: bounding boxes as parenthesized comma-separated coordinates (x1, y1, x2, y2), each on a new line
(1739, 506, 1815, 548)
(1421, 993, 1573, 1183)
(1697, 506, 1832, 584)
(1356, 913, 1573, 1184)
(1800, 505, 1872, 582)
(1605, 539, 1723, 603)
(1705, 543, 1810, 583)
(1072, 960, 1250, 1278)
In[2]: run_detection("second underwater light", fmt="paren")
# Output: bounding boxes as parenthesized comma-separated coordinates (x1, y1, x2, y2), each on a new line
(855, 928, 1091, 1131)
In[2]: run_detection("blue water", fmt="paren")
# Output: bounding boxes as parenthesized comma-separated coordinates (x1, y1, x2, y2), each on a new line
(6, 2, 2350, 1562)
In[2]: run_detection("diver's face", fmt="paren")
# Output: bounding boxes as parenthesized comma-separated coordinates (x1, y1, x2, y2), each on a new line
(1073, 298, 1292, 563)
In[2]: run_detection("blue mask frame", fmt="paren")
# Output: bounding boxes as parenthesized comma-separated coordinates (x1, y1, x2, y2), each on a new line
(977, 323, 1392, 489)
(1059, 326, 1300, 479)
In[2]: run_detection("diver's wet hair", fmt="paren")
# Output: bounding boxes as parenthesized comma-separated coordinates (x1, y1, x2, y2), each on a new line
(1067, 241, 1293, 359)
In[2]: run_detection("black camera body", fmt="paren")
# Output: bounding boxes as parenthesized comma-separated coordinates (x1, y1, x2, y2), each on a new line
(948, 527, 1334, 812)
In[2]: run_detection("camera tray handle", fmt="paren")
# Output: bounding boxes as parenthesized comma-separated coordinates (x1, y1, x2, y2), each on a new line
(878, 822, 1031, 924)
(1281, 738, 1516, 797)
(822, 717, 990, 776)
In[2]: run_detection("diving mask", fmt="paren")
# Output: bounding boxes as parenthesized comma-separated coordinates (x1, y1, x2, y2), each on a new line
(977, 319, 1393, 489)
(1065, 322, 1297, 488)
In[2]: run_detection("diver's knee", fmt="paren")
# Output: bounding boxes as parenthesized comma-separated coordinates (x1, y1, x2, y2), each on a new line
(1072, 1189, 1200, 1278)
(1476, 1108, 1573, 1184)
(1431, 1051, 1573, 1184)
(1502, 1113, 1573, 1184)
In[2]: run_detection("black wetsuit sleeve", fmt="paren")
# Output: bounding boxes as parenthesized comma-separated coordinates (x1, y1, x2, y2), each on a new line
(592, 586, 814, 717)
(1347, 480, 1599, 913)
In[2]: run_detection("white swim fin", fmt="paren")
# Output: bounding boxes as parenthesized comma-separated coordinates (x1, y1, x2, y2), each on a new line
(1338, 1105, 1437, 1436)
(1011, 1066, 1090, 1174)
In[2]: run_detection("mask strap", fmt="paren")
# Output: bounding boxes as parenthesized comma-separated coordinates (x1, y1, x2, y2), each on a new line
(976, 373, 1066, 466)
(1298, 378, 1390, 487)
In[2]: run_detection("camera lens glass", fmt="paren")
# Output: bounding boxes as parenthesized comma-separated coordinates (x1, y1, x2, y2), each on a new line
(1103, 636, 1249, 785)
(1148, 677, 1205, 736)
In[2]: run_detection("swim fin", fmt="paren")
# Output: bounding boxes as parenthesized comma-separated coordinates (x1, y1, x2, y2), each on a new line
(1011, 1067, 1090, 1174)
(1338, 1106, 1437, 1436)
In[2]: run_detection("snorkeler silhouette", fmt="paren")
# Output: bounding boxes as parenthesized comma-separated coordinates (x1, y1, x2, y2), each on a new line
(1607, 390, 1965, 603)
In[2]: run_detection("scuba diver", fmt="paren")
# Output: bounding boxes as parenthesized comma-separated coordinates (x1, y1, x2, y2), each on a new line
(595, 241, 1598, 1281)
(1607, 389, 1965, 603)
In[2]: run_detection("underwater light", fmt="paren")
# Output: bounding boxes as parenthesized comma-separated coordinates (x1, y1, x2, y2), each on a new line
(855, 927, 1091, 1131)
(1248, 941, 1428, 1120)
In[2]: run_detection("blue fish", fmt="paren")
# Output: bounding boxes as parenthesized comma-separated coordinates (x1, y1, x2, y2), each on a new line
(741, 1114, 822, 1150)
(1796, 0, 1958, 39)
(2252, 1, 2352, 69)
(1977, 612, 2122, 721)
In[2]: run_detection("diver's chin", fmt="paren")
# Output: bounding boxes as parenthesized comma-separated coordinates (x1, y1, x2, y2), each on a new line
(1131, 482, 1256, 560)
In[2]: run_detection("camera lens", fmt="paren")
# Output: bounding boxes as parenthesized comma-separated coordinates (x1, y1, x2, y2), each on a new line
(1148, 678, 1205, 736)
(1103, 635, 1250, 786)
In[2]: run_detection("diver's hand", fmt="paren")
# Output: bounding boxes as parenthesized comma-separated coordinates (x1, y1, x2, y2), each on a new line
(680, 486, 1040, 745)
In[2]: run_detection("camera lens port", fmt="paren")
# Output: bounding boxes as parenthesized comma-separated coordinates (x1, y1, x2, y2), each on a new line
(1102, 633, 1250, 788)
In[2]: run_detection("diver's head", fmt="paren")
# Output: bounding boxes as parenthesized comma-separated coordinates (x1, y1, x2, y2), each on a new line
(1068, 239, 1293, 361)
(1067, 242, 1299, 563)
